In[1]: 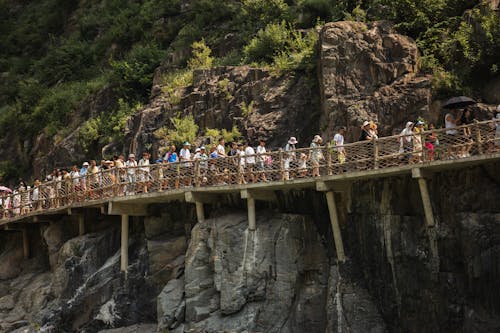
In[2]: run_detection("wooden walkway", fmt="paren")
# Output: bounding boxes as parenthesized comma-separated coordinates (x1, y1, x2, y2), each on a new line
(1, 120, 499, 272)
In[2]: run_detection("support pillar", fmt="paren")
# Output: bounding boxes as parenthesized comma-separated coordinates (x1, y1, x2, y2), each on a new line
(247, 197, 256, 231)
(412, 168, 439, 277)
(121, 214, 129, 276)
(412, 169, 435, 227)
(325, 191, 346, 262)
(78, 214, 85, 236)
(22, 228, 29, 259)
(195, 201, 205, 223)
(416, 178, 435, 227)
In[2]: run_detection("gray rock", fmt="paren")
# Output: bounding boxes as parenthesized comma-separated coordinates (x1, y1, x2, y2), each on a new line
(184, 212, 330, 332)
(319, 21, 432, 141)
(158, 278, 185, 329)
(98, 324, 157, 333)
(147, 236, 187, 288)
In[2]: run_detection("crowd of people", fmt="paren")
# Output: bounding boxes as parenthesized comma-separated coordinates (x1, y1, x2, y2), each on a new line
(1, 107, 499, 218)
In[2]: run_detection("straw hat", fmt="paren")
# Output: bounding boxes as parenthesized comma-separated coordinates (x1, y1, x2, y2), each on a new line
(288, 137, 298, 144)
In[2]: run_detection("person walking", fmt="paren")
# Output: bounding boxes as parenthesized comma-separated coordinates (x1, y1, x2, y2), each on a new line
(399, 121, 414, 164)
(256, 139, 268, 182)
(309, 135, 324, 177)
(284, 137, 297, 180)
(125, 154, 138, 195)
(332, 126, 347, 164)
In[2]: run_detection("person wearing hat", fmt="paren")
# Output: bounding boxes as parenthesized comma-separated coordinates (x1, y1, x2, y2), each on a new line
(309, 135, 324, 177)
(125, 153, 138, 194)
(284, 137, 298, 180)
(179, 142, 192, 186)
(359, 121, 373, 141)
(101, 160, 116, 196)
(194, 146, 208, 183)
(138, 152, 151, 193)
(399, 121, 414, 163)
(80, 162, 89, 193)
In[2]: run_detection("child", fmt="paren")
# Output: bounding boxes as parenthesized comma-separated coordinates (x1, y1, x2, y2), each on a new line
(298, 153, 308, 177)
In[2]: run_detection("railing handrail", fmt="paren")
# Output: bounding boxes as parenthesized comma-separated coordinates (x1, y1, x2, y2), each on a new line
(0, 120, 498, 221)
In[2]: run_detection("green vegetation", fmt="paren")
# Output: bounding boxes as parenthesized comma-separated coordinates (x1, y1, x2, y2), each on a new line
(0, 0, 498, 181)
(204, 126, 242, 143)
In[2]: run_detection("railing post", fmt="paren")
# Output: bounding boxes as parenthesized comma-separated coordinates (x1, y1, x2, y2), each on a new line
(326, 143, 333, 175)
(194, 159, 201, 187)
(373, 139, 379, 169)
(279, 148, 284, 181)
(475, 123, 483, 155)
(55, 180, 60, 208)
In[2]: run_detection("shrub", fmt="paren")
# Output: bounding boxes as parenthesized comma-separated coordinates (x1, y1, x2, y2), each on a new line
(110, 43, 165, 102)
(79, 117, 101, 153)
(188, 40, 214, 70)
(241, 0, 290, 29)
(221, 125, 242, 143)
(217, 78, 233, 101)
(240, 100, 255, 117)
(161, 69, 193, 105)
(244, 21, 291, 63)
(160, 115, 199, 146)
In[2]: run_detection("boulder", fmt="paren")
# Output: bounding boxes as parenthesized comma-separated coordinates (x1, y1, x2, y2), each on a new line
(157, 278, 185, 329)
(147, 236, 186, 288)
(183, 212, 330, 332)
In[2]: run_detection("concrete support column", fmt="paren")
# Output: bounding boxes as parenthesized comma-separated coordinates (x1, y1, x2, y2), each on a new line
(247, 197, 256, 231)
(78, 214, 85, 236)
(195, 201, 205, 223)
(412, 168, 435, 227)
(22, 228, 29, 259)
(325, 191, 346, 262)
(416, 178, 435, 227)
(121, 214, 129, 275)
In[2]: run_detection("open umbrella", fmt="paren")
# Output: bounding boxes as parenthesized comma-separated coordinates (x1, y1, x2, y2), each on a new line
(442, 96, 476, 109)
(0, 186, 12, 193)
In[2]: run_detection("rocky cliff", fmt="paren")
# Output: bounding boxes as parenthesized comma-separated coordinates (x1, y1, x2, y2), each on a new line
(1, 21, 499, 333)
(0, 163, 498, 332)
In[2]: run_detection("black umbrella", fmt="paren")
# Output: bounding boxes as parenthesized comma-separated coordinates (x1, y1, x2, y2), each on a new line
(442, 96, 476, 109)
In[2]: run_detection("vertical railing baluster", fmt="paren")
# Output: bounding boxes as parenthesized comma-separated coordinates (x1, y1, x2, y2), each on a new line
(475, 122, 483, 155)
(279, 148, 284, 181)
(194, 159, 200, 187)
(327, 143, 332, 175)
(373, 138, 379, 169)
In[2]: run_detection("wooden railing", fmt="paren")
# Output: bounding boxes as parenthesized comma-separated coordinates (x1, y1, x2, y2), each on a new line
(0, 120, 498, 220)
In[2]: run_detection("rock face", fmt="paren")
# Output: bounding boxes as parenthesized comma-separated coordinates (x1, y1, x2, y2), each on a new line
(345, 164, 500, 332)
(173, 211, 383, 333)
(319, 21, 432, 141)
(122, 66, 320, 159)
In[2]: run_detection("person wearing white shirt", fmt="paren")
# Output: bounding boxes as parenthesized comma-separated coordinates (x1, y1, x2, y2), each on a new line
(256, 139, 268, 182)
(216, 138, 226, 157)
(237, 143, 246, 184)
(244, 142, 256, 183)
(125, 154, 138, 194)
(179, 142, 192, 186)
(138, 152, 150, 193)
(332, 126, 346, 164)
